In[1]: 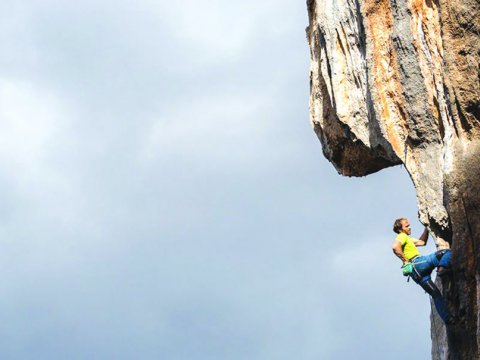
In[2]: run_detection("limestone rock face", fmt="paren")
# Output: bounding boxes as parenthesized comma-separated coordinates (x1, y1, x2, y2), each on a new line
(306, 0, 480, 358)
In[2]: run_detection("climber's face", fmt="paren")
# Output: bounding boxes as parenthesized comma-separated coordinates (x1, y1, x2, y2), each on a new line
(400, 219, 411, 235)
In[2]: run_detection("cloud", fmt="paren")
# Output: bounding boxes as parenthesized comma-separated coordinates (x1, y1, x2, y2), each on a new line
(0, 1, 430, 360)
(150, 0, 303, 63)
(0, 78, 66, 187)
(139, 90, 278, 166)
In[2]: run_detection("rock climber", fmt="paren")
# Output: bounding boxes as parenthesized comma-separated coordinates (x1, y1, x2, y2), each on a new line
(392, 217, 452, 323)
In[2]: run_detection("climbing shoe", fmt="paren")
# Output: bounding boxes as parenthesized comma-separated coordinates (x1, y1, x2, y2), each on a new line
(437, 267, 452, 278)
(445, 315, 455, 325)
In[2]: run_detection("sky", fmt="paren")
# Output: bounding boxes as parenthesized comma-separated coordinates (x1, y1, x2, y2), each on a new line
(0, 1, 438, 359)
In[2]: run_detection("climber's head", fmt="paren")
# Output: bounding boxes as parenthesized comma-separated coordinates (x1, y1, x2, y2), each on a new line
(393, 218, 411, 235)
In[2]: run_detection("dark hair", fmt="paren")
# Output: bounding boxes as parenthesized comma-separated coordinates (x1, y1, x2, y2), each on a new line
(393, 218, 406, 234)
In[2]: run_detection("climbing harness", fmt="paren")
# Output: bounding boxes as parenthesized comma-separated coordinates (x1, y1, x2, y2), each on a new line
(403, 258, 427, 282)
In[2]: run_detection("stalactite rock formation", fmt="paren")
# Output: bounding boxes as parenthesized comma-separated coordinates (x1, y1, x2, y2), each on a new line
(306, 0, 479, 358)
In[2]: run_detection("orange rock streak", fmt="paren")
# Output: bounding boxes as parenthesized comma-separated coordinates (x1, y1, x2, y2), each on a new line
(364, 0, 407, 157)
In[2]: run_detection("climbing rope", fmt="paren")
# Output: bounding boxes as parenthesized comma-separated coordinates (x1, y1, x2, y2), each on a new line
(430, 296, 442, 360)
(411, 264, 443, 360)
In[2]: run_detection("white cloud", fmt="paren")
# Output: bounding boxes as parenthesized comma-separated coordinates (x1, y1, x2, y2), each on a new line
(0, 79, 63, 179)
(147, 0, 301, 63)
(0, 78, 84, 224)
(0, 2, 428, 359)
(0, 2, 37, 69)
(140, 90, 277, 165)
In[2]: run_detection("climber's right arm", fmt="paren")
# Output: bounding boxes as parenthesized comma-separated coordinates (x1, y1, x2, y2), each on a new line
(392, 241, 408, 265)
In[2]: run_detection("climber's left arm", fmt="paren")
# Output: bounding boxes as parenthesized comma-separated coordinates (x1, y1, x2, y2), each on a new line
(414, 226, 429, 247)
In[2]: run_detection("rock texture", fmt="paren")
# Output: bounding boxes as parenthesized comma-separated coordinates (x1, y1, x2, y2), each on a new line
(306, 0, 479, 358)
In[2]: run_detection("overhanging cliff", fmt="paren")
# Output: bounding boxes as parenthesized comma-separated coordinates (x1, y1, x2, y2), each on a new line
(306, 0, 480, 358)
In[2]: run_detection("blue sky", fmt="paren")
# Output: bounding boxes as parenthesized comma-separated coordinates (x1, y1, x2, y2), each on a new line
(0, 1, 436, 359)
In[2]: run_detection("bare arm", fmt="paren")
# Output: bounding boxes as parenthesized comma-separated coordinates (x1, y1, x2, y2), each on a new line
(414, 226, 429, 247)
(392, 241, 409, 265)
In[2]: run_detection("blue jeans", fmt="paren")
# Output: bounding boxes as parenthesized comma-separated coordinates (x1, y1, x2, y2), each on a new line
(410, 250, 452, 323)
